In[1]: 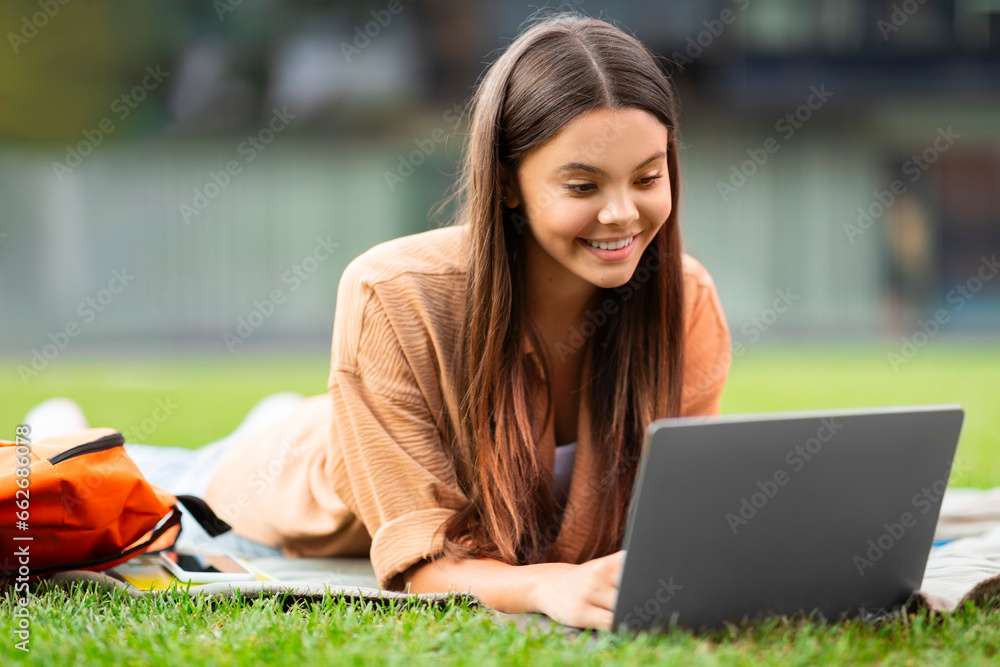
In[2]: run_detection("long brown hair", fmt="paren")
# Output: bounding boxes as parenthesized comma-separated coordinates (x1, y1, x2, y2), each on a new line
(437, 14, 685, 566)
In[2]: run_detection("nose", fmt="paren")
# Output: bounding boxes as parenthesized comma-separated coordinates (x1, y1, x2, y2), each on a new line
(598, 191, 639, 226)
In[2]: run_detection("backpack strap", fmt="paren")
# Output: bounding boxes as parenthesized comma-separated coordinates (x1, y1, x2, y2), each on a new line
(174, 494, 232, 537)
(3, 494, 233, 580)
(12, 506, 184, 579)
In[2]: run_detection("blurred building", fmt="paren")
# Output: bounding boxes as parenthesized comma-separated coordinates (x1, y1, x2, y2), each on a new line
(1, 0, 998, 364)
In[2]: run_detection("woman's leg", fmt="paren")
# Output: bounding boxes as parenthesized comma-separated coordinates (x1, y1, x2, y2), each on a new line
(125, 391, 307, 498)
(22, 394, 304, 557)
(21, 397, 89, 442)
(165, 392, 306, 556)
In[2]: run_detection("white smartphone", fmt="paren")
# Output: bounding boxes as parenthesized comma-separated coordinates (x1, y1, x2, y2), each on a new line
(158, 551, 256, 583)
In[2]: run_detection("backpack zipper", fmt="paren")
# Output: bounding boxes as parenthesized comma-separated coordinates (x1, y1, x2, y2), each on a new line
(47, 432, 126, 464)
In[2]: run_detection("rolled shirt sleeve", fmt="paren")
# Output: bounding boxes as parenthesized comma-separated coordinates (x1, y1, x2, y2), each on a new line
(329, 265, 468, 592)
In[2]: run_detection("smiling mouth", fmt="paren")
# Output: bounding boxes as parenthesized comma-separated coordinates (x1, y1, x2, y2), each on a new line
(583, 235, 636, 251)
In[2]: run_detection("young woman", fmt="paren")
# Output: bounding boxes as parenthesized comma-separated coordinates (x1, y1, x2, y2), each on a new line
(25, 14, 731, 631)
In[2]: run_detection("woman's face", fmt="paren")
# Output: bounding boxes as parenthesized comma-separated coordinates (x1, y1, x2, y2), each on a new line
(505, 107, 672, 292)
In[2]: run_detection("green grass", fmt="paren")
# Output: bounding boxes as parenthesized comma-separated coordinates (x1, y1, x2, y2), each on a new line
(1, 581, 999, 666)
(2, 343, 999, 665)
(719, 343, 1000, 489)
(3, 581, 996, 666)
(1, 352, 331, 451)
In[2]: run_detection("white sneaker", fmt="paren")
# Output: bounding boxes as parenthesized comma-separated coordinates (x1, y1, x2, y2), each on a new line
(22, 398, 90, 442)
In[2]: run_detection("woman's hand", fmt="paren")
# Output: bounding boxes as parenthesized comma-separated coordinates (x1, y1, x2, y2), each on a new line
(529, 550, 626, 631)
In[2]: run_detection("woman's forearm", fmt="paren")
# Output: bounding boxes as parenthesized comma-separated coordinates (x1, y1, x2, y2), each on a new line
(401, 556, 560, 615)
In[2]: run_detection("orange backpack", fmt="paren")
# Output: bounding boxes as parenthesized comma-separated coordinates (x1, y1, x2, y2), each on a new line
(1, 427, 231, 580)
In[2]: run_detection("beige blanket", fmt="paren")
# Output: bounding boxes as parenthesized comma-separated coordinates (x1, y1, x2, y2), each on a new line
(907, 487, 1000, 612)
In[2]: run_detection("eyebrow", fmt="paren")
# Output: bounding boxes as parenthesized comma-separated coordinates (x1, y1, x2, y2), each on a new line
(556, 151, 667, 177)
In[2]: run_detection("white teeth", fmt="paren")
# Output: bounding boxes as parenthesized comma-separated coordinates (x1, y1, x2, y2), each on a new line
(587, 236, 634, 251)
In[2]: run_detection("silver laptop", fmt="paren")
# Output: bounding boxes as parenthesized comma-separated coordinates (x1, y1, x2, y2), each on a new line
(613, 405, 964, 632)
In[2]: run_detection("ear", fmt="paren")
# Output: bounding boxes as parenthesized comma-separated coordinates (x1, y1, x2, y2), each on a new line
(501, 176, 521, 209)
